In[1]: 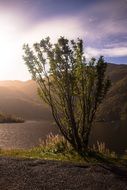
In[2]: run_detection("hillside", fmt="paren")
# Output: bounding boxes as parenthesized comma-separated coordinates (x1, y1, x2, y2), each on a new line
(0, 80, 52, 121)
(0, 63, 126, 121)
(97, 63, 127, 121)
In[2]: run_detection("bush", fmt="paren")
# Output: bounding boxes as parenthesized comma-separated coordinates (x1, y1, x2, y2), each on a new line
(92, 141, 117, 158)
(39, 133, 72, 154)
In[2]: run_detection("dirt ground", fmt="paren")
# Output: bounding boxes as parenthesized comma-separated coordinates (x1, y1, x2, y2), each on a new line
(0, 156, 127, 190)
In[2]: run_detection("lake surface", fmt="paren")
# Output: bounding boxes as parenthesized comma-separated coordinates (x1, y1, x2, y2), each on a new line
(0, 120, 58, 149)
(0, 120, 127, 154)
(90, 120, 127, 154)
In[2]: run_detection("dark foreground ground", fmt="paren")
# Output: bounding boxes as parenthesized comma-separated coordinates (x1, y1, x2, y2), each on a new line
(0, 157, 127, 190)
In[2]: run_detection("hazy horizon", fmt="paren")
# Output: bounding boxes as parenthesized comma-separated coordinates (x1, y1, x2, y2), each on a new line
(0, 62, 125, 82)
(0, 0, 127, 80)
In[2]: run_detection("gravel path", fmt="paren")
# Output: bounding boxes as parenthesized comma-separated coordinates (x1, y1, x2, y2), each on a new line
(0, 156, 127, 190)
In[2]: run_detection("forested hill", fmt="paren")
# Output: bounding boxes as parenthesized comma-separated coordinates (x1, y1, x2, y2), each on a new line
(0, 63, 126, 121)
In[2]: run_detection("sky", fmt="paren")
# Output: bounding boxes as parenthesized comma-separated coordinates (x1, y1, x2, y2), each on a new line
(0, 0, 127, 80)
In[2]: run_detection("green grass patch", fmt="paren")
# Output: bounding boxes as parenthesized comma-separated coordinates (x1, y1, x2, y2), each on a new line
(0, 147, 86, 163)
(0, 134, 127, 165)
(0, 147, 127, 166)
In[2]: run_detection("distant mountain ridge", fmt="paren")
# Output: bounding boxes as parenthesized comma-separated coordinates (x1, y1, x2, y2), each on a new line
(0, 63, 126, 121)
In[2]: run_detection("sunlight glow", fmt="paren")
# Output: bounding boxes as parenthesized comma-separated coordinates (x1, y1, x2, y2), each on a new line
(0, 11, 126, 80)
(0, 16, 18, 68)
(0, 14, 30, 80)
(0, 14, 85, 80)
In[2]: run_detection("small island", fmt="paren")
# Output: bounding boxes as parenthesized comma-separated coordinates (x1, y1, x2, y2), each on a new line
(0, 112, 24, 123)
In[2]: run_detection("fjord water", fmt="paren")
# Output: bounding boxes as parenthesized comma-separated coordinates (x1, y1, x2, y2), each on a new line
(90, 120, 127, 154)
(0, 120, 58, 149)
(0, 120, 127, 154)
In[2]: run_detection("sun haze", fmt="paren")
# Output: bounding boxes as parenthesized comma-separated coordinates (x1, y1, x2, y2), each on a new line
(0, 0, 126, 80)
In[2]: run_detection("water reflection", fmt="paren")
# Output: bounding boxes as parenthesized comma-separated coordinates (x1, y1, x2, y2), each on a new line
(90, 120, 127, 154)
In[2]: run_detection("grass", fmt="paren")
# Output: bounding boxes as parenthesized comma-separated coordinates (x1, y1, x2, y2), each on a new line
(0, 134, 127, 165)
(0, 148, 85, 163)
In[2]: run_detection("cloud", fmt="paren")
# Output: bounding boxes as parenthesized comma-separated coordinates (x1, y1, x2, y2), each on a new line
(86, 47, 127, 59)
(22, 0, 127, 50)
(22, 16, 85, 44)
(0, 0, 127, 81)
(21, 9, 127, 61)
(20, 0, 127, 75)
(79, 0, 127, 46)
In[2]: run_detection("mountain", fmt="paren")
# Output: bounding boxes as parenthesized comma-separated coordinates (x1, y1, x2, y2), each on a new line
(97, 63, 127, 121)
(0, 80, 52, 121)
(0, 63, 126, 121)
